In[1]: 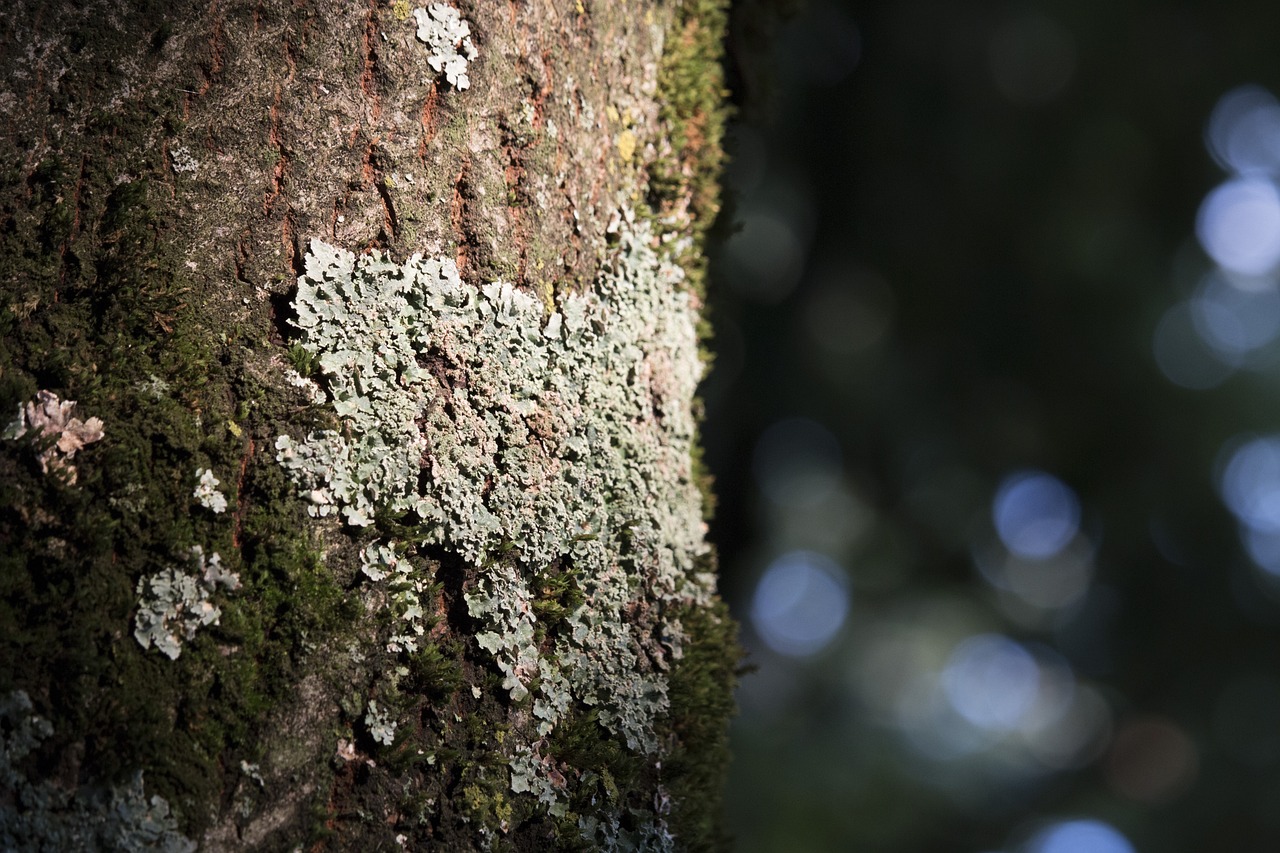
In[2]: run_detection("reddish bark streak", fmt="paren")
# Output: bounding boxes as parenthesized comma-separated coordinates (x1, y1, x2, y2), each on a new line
(231, 438, 255, 549)
(198, 0, 225, 97)
(417, 83, 440, 155)
(362, 141, 398, 241)
(264, 87, 286, 216)
(360, 2, 383, 120)
(451, 163, 470, 274)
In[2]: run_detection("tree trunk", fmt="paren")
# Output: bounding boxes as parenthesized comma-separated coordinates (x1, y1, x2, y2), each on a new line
(0, 0, 736, 849)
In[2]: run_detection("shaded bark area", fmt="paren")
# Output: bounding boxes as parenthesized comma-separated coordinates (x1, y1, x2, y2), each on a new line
(0, 0, 735, 850)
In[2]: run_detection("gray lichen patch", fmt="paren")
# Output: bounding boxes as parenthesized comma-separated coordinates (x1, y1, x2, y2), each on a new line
(0, 691, 194, 852)
(277, 209, 713, 804)
(134, 546, 242, 660)
(3, 390, 104, 485)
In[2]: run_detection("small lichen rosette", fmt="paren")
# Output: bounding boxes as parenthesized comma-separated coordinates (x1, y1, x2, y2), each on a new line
(134, 546, 240, 660)
(277, 214, 714, 766)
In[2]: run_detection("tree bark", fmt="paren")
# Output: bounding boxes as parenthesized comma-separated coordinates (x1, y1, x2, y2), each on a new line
(0, 0, 736, 850)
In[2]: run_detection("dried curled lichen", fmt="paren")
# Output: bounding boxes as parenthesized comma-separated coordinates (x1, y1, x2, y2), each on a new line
(3, 390, 104, 485)
(277, 211, 712, 820)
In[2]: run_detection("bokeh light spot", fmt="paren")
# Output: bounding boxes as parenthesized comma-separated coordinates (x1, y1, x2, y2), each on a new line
(1219, 435, 1280, 533)
(802, 264, 895, 356)
(1026, 819, 1134, 853)
(993, 471, 1081, 560)
(1241, 525, 1280, 575)
(750, 551, 850, 657)
(1023, 684, 1113, 770)
(724, 209, 805, 302)
(1190, 269, 1280, 358)
(1206, 84, 1280, 175)
(976, 537, 1095, 611)
(941, 634, 1040, 731)
(1196, 177, 1280, 275)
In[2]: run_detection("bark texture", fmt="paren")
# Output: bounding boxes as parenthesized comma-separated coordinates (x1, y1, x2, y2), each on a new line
(0, 0, 736, 849)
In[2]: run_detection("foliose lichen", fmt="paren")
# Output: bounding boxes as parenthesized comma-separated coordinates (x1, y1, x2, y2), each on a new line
(508, 742, 568, 818)
(3, 390, 104, 485)
(412, 3, 478, 90)
(284, 367, 326, 404)
(364, 700, 398, 747)
(0, 691, 194, 852)
(133, 545, 241, 660)
(168, 145, 198, 175)
(360, 540, 430, 653)
(276, 209, 713, 823)
(192, 467, 227, 514)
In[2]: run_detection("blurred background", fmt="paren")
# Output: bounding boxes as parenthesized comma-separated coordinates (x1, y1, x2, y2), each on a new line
(703, 1, 1280, 850)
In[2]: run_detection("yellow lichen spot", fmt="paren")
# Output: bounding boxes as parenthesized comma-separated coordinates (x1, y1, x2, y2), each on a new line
(226, 420, 243, 438)
(605, 105, 620, 124)
(576, 0, 585, 14)
(392, 0, 411, 21)
(495, 795, 513, 826)
(617, 129, 637, 163)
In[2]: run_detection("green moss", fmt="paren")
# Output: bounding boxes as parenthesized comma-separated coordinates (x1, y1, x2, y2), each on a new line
(652, 0, 733, 303)
(286, 343, 319, 377)
(651, 0, 734, 525)
(659, 597, 741, 851)
(405, 639, 463, 703)
(529, 562, 584, 629)
(0, 70, 362, 840)
(547, 708, 645, 810)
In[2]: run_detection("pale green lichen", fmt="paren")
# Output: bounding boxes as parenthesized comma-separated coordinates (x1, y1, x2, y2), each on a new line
(579, 808, 675, 853)
(412, 3, 477, 90)
(277, 210, 713, 819)
(136, 374, 171, 398)
(192, 467, 227, 513)
(134, 545, 241, 660)
(364, 700, 397, 747)
(168, 145, 198, 175)
(508, 743, 568, 818)
(283, 367, 326, 404)
(239, 761, 264, 788)
(360, 540, 430, 653)
(0, 691, 194, 852)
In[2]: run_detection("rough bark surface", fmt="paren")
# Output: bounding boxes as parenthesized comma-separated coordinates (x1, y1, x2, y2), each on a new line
(0, 0, 735, 850)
